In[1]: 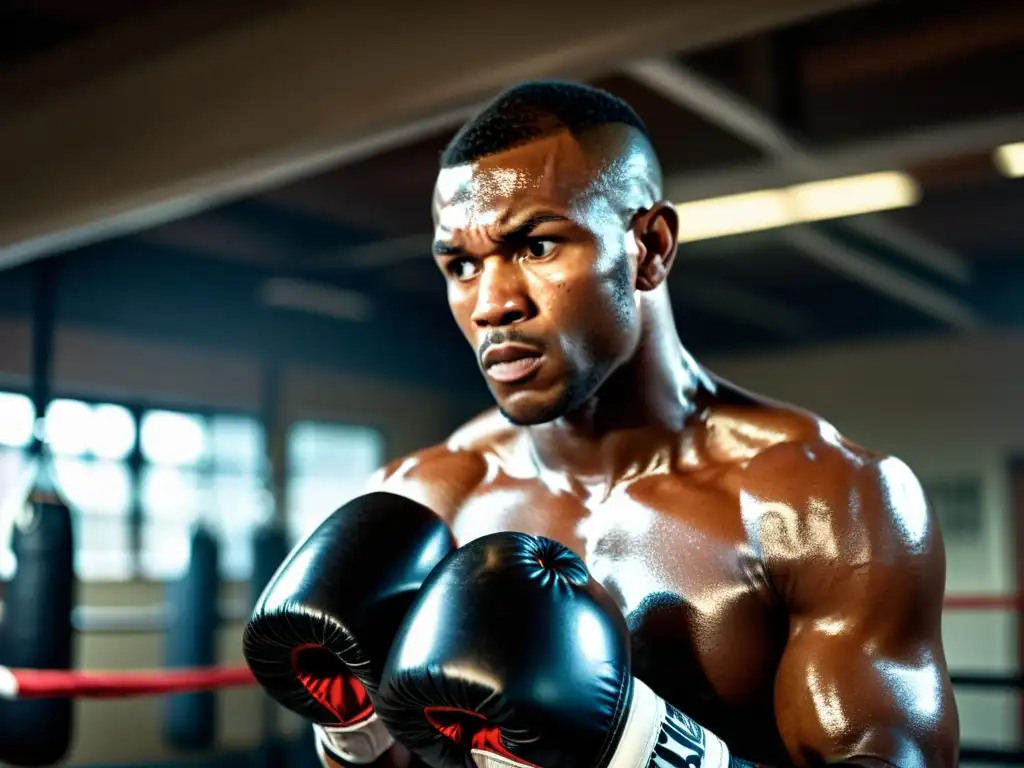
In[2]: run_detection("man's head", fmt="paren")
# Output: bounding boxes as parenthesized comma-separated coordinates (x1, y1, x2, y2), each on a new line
(432, 81, 679, 425)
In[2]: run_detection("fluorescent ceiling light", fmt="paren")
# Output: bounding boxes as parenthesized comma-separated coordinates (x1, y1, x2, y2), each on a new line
(994, 142, 1024, 178)
(676, 171, 920, 243)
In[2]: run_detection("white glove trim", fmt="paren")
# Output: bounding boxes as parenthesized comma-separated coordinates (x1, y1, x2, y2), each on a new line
(315, 713, 395, 765)
(609, 678, 732, 768)
(469, 678, 732, 768)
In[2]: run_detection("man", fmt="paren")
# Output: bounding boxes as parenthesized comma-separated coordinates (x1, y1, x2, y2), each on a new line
(244, 82, 958, 768)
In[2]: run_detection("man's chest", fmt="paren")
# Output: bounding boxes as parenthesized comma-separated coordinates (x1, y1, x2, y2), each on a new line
(446, 472, 786, 724)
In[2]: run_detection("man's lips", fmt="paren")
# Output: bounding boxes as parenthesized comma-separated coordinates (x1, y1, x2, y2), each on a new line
(481, 343, 543, 384)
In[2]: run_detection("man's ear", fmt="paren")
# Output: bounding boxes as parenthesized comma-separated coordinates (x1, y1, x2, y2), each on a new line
(632, 201, 679, 292)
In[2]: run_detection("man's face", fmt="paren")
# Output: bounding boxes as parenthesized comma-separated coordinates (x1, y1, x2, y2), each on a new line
(432, 131, 642, 425)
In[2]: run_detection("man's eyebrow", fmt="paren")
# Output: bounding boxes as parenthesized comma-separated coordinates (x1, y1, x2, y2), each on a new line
(432, 213, 571, 256)
(432, 240, 463, 257)
(498, 212, 572, 241)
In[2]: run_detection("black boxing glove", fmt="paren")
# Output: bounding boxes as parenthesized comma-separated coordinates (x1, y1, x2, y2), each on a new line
(243, 492, 455, 765)
(376, 532, 733, 768)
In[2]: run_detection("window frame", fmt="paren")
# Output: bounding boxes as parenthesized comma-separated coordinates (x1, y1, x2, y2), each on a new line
(0, 386, 390, 585)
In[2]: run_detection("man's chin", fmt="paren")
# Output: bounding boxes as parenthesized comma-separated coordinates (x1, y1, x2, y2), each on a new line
(494, 389, 570, 426)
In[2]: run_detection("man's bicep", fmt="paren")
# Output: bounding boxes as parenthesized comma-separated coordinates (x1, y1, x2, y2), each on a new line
(772, 530, 958, 768)
(760, 451, 959, 767)
(774, 608, 956, 767)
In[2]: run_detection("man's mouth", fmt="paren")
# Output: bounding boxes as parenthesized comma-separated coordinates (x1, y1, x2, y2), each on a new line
(481, 344, 544, 384)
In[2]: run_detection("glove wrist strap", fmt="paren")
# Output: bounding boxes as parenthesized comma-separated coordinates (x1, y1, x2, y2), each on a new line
(315, 714, 395, 765)
(606, 677, 731, 768)
(467, 678, 731, 768)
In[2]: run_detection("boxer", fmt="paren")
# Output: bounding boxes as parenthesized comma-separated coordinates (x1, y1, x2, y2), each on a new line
(255, 81, 959, 768)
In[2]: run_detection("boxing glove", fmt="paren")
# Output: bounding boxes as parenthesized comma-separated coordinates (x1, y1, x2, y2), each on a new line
(243, 492, 456, 765)
(376, 532, 733, 768)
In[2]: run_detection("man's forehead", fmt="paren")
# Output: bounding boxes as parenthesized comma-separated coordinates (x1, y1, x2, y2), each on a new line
(432, 132, 593, 226)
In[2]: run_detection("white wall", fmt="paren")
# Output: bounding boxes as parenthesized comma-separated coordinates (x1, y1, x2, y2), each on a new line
(708, 329, 1024, 753)
(0, 317, 463, 766)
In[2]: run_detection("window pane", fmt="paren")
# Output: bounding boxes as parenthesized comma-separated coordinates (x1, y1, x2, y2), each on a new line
(140, 521, 194, 580)
(288, 422, 383, 478)
(0, 393, 35, 448)
(53, 458, 133, 581)
(209, 416, 264, 474)
(140, 410, 207, 466)
(211, 474, 270, 580)
(45, 399, 93, 456)
(288, 476, 366, 543)
(0, 448, 34, 580)
(140, 465, 208, 519)
(43, 400, 136, 460)
(54, 458, 132, 516)
(91, 404, 136, 460)
(139, 466, 206, 580)
(75, 516, 133, 581)
(286, 423, 383, 543)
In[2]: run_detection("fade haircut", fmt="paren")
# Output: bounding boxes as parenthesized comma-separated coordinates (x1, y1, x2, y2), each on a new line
(440, 81, 649, 168)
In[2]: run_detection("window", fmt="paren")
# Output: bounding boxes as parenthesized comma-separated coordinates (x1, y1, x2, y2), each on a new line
(0, 392, 270, 583)
(0, 392, 36, 580)
(923, 476, 984, 543)
(138, 410, 268, 581)
(46, 399, 136, 581)
(0, 392, 35, 449)
(286, 422, 384, 544)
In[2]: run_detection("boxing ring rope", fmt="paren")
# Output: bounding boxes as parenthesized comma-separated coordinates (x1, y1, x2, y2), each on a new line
(0, 664, 256, 700)
(945, 594, 1024, 611)
(0, 593, 1018, 766)
(942, 591, 1024, 764)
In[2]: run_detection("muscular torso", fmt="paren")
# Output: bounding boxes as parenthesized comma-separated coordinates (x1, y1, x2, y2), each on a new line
(449, 459, 789, 759)
(376, 383, 957, 766)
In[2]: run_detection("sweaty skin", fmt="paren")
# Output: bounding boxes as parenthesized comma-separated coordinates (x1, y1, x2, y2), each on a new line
(325, 125, 959, 768)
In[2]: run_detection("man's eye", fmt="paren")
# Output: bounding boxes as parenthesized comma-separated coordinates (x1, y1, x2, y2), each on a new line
(525, 239, 557, 259)
(447, 258, 478, 280)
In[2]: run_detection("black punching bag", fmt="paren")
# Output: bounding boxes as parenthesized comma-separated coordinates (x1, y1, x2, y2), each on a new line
(0, 490, 76, 767)
(164, 525, 219, 750)
(249, 524, 289, 768)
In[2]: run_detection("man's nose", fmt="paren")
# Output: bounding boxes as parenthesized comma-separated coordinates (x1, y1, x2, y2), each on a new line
(471, 261, 534, 328)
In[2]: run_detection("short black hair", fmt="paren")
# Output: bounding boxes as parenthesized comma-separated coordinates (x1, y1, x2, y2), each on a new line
(440, 80, 649, 168)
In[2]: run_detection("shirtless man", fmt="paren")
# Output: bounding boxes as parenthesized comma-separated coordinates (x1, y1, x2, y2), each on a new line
(243, 82, 959, 768)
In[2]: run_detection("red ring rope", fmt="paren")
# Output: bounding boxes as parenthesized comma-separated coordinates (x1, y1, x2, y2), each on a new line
(0, 595, 1014, 701)
(944, 594, 1024, 611)
(0, 665, 256, 700)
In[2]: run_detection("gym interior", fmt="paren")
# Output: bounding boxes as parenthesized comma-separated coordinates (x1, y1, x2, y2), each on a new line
(1, 1, 1023, 765)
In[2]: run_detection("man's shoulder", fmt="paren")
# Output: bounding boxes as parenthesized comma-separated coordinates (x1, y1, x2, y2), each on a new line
(704, 377, 930, 547)
(703, 375, 887, 476)
(732, 404, 936, 593)
(740, 413, 906, 516)
(370, 408, 519, 521)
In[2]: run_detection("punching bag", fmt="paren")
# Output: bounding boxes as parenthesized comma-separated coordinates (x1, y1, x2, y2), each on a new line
(164, 525, 219, 751)
(0, 490, 75, 767)
(249, 523, 288, 611)
(249, 524, 289, 768)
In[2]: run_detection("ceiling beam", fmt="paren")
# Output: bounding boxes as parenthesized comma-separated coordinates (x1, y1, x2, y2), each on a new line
(625, 58, 981, 331)
(0, 0, 870, 272)
(626, 58, 971, 285)
(663, 111, 1024, 204)
(780, 227, 980, 329)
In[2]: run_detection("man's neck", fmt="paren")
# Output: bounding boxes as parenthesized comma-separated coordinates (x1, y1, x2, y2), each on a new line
(525, 289, 713, 484)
